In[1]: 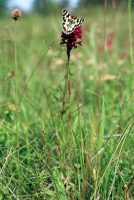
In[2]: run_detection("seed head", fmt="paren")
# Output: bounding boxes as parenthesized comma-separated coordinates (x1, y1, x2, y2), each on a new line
(11, 9, 21, 21)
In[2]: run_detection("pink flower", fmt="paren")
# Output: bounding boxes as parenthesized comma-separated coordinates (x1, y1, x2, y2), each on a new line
(107, 38, 113, 51)
(122, 51, 128, 59)
(60, 15, 83, 55)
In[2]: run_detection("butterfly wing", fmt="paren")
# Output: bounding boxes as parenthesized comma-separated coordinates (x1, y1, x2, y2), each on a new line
(62, 9, 74, 34)
(76, 18, 85, 27)
(62, 9, 85, 35)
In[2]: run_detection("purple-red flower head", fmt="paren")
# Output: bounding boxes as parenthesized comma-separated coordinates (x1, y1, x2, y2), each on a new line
(60, 15, 84, 53)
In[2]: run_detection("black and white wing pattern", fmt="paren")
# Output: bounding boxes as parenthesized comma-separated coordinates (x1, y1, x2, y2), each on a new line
(62, 9, 85, 35)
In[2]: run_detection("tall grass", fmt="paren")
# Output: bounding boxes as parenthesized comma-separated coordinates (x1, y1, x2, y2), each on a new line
(0, 2, 134, 200)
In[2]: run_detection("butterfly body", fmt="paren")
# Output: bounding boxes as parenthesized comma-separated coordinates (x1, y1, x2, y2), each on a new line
(62, 9, 85, 35)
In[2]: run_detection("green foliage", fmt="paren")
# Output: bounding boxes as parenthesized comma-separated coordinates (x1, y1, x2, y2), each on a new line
(0, 3, 134, 199)
(58, 0, 69, 8)
(33, 0, 58, 15)
(78, 0, 104, 6)
(78, 0, 128, 6)
(0, 0, 8, 17)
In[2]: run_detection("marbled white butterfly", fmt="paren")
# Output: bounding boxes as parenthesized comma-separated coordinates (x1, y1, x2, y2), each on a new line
(62, 9, 85, 35)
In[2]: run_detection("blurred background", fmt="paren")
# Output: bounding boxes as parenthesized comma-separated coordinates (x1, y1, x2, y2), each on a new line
(1, 0, 134, 125)
(0, 0, 130, 16)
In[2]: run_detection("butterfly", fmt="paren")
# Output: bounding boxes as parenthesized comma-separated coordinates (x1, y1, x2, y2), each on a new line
(62, 9, 85, 35)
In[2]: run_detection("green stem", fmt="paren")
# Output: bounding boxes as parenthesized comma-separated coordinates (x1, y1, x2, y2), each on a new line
(61, 75, 68, 119)
(15, 20, 21, 199)
(67, 50, 71, 122)
(15, 21, 17, 111)
(77, 70, 84, 168)
(128, 0, 133, 64)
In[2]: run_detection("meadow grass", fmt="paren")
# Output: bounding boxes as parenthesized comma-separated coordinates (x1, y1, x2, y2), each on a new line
(0, 3, 134, 200)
